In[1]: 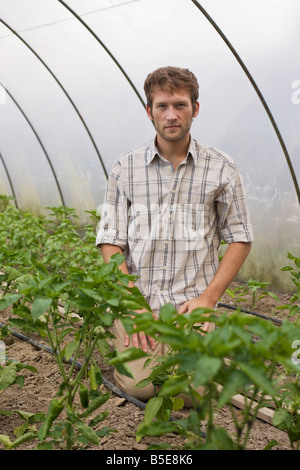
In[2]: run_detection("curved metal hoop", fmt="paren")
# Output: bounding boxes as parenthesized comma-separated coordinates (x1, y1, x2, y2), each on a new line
(58, 0, 147, 111)
(0, 151, 18, 207)
(191, 0, 300, 206)
(0, 83, 65, 206)
(0, 19, 108, 180)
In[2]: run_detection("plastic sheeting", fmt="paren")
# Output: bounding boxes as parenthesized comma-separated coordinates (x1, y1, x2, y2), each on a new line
(0, 0, 299, 290)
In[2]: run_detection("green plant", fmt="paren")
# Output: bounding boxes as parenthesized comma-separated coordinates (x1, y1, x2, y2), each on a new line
(0, 361, 37, 394)
(1, 199, 299, 450)
(273, 372, 300, 449)
(278, 253, 300, 322)
(225, 279, 279, 309)
(118, 303, 300, 450)
(0, 253, 150, 449)
(0, 199, 151, 449)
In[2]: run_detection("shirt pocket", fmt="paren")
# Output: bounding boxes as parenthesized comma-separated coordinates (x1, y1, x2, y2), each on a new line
(173, 202, 208, 250)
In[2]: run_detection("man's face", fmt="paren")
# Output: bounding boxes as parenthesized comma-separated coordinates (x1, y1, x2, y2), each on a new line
(146, 87, 199, 144)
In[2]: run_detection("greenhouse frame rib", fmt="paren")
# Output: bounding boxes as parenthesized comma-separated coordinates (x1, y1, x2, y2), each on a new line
(191, 0, 300, 206)
(0, 19, 109, 181)
(0, 82, 65, 206)
(58, 0, 147, 111)
(0, 2, 298, 210)
(0, 151, 17, 206)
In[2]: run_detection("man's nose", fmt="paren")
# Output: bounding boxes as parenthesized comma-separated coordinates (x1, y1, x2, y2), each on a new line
(166, 107, 177, 120)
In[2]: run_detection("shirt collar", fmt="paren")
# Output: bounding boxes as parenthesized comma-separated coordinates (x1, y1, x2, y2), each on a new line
(146, 137, 198, 166)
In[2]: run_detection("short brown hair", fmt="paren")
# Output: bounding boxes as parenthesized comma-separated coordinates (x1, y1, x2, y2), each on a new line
(144, 66, 199, 111)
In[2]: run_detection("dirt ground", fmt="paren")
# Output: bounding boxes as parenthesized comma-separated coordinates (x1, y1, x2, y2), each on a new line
(0, 283, 298, 451)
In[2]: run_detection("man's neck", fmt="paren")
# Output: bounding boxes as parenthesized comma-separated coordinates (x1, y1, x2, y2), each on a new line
(156, 134, 191, 170)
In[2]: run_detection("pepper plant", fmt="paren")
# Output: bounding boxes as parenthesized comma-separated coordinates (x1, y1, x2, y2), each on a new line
(120, 303, 300, 450)
(0, 199, 150, 449)
(278, 252, 300, 322)
(0, 252, 150, 449)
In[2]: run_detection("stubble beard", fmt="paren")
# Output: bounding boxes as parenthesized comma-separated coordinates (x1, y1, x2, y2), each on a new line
(153, 117, 193, 143)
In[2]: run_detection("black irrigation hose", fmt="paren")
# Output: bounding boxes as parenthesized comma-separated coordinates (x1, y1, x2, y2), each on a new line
(0, 321, 146, 410)
(2, 296, 287, 439)
(218, 302, 283, 325)
(0, 321, 206, 440)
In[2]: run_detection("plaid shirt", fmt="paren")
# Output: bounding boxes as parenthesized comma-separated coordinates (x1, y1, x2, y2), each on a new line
(96, 138, 253, 315)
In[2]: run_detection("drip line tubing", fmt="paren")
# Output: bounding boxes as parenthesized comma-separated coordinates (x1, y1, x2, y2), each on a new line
(0, 297, 284, 434)
(1, 293, 288, 439)
(218, 302, 283, 325)
(0, 321, 203, 431)
(0, 321, 146, 411)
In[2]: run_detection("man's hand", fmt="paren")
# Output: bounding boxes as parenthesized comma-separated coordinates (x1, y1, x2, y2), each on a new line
(177, 296, 215, 333)
(124, 309, 157, 352)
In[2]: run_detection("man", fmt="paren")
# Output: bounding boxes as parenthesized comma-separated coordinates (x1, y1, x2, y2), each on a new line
(96, 66, 253, 401)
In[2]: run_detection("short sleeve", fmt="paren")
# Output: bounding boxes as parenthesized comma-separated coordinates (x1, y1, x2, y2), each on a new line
(96, 161, 129, 250)
(216, 167, 254, 244)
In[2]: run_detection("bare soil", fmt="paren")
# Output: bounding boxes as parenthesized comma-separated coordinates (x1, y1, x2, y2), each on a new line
(0, 283, 297, 451)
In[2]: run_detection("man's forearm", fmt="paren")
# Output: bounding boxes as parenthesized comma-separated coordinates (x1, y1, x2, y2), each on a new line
(100, 243, 123, 264)
(200, 241, 252, 307)
(100, 244, 135, 287)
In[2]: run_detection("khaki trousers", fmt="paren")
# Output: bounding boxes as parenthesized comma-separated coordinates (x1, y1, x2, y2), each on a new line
(112, 319, 214, 408)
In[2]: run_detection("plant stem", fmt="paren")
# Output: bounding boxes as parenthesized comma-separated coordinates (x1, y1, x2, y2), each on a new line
(70, 334, 99, 402)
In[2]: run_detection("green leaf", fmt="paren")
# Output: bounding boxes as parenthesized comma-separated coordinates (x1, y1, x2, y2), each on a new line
(136, 422, 177, 442)
(63, 340, 79, 362)
(0, 293, 22, 311)
(110, 252, 125, 266)
(109, 347, 147, 365)
(79, 392, 110, 418)
(172, 397, 184, 411)
(273, 408, 291, 427)
(113, 362, 134, 379)
(144, 397, 164, 425)
(136, 397, 164, 443)
(193, 355, 222, 386)
(96, 338, 110, 356)
(263, 439, 280, 450)
(0, 434, 12, 448)
(238, 362, 275, 397)
(88, 364, 97, 390)
(211, 427, 236, 450)
(77, 424, 99, 445)
(218, 370, 250, 407)
(12, 410, 36, 421)
(159, 303, 177, 322)
(31, 297, 53, 322)
(159, 375, 189, 396)
(0, 363, 17, 390)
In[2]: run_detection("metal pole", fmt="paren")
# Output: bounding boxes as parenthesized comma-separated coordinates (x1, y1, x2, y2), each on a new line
(191, 0, 300, 206)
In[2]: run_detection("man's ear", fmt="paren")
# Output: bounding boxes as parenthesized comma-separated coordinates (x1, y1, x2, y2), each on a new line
(146, 105, 153, 120)
(194, 101, 200, 118)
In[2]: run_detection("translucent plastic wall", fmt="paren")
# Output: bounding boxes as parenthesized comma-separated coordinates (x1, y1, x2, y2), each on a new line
(0, 0, 299, 290)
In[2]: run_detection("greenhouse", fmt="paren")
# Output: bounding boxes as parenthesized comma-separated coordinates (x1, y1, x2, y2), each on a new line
(0, 0, 299, 290)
